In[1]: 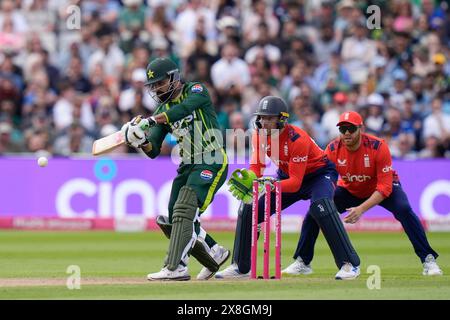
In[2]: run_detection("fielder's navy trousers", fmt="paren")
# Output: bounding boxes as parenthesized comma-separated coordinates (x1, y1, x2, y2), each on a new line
(294, 182, 438, 264)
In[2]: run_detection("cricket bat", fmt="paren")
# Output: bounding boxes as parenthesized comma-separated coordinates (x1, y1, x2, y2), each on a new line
(92, 130, 126, 156)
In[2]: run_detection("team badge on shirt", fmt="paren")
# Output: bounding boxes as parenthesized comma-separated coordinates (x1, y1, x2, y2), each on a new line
(191, 84, 203, 93)
(364, 154, 370, 167)
(200, 170, 213, 180)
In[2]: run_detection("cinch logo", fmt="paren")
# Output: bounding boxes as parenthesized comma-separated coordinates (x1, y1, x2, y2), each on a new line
(382, 165, 392, 173)
(200, 170, 213, 180)
(342, 173, 372, 182)
(292, 155, 308, 163)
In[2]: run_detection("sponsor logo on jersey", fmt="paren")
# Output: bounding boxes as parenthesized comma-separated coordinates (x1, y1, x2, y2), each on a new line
(382, 165, 392, 173)
(191, 84, 203, 93)
(292, 155, 308, 163)
(342, 173, 372, 182)
(337, 159, 347, 166)
(200, 170, 213, 180)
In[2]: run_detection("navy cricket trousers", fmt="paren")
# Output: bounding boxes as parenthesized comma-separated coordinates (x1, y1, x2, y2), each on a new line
(233, 161, 338, 273)
(294, 182, 438, 264)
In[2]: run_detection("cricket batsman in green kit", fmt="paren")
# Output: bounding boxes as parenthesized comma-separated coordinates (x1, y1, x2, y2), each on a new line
(121, 57, 230, 281)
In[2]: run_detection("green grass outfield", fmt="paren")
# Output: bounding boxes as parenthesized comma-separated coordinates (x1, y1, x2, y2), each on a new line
(0, 231, 449, 299)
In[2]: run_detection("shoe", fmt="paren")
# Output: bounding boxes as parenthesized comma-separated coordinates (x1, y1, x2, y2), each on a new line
(147, 265, 191, 281)
(335, 263, 360, 280)
(281, 257, 313, 275)
(196, 245, 231, 280)
(423, 254, 443, 276)
(215, 263, 250, 279)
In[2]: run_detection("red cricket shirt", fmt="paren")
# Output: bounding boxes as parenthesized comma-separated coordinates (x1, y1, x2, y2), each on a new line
(249, 124, 328, 193)
(325, 133, 399, 199)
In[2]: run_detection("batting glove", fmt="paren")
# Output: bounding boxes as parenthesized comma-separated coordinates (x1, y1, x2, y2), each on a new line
(121, 116, 151, 148)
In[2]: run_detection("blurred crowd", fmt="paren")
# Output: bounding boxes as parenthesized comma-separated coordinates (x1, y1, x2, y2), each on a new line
(0, 0, 449, 159)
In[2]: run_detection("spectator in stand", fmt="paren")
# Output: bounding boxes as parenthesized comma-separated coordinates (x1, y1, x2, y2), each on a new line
(391, 132, 418, 160)
(119, 68, 156, 115)
(53, 81, 94, 132)
(211, 42, 251, 103)
(242, 0, 279, 46)
(341, 20, 377, 85)
(174, 0, 217, 58)
(63, 56, 91, 93)
(53, 121, 94, 156)
(24, 127, 51, 154)
(22, 0, 57, 54)
(94, 95, 120, 138)
(0, 120, 23, 153)
(333, 0, 362, 43)
(118, 0, 149, 54)
(244, 22, 281, 66)
(185, 34, 217, 83)
(87, 23, 125, 86)
(418, 136, 445, 158)
(216, 16, 240, 47)
(81, 0, 120, 25)
(126, 43, 151, 70)
(412, 46, 435, 78)
(371, 55, 392, 94)
(382, 107, 415, 154)
(410, 76, 430, 115)
(402, 92, 423, 151)
(393, 0, 414, 34)
(422, 97, 450, 149)
(321, 92, 349, 141)
(225, 111, 249, 158)
(0, 0, 29, 34)
(365, 93, 385, 135)
(312, 23, 340, 65)
(314, 51, 352, 95)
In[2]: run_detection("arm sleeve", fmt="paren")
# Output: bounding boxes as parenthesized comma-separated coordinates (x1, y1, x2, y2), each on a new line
(249, 131, 265, 177)
(375, 141, 394, 198)
(163, 83, 209, 123)
(281, 139, 310, 193)
(324, 142, 335, 162)
(144, 124, 169, 159)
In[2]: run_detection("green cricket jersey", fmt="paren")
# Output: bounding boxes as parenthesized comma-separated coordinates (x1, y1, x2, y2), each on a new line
(144, 82, 224, 162)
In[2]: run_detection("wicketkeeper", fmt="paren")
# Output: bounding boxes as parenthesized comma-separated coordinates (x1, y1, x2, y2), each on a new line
(121, 57, 230, 281)
(216, 96, 361, 280)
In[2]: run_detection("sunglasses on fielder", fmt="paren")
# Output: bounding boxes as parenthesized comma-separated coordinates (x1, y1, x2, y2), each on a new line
(338, 125, 359, 134)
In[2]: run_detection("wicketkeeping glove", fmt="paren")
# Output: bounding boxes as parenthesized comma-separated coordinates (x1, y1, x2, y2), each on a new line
(227, 168, 258, 204)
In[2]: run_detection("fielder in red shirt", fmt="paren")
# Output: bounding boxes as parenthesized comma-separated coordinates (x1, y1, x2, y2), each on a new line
(286, 111, 442, 276)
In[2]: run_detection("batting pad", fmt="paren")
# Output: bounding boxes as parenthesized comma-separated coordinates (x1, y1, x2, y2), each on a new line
(157, 215, 219, 271)
(166, 186, 199, 271)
